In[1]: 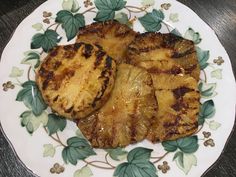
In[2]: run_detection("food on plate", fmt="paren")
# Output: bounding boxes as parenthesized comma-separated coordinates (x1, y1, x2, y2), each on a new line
(127, 32, 200, 80)
(36, 42, 116, 120)
(77, 64, 158, 148)
(36, 20, 201, 148)
(137, 60, 200, 142)
(76, 20, 137, 64)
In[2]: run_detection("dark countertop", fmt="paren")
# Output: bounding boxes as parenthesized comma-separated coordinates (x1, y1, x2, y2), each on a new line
(0, 0, 236, 176)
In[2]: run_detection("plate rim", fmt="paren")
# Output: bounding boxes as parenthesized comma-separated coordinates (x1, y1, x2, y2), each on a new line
(0, 0, 236, 176)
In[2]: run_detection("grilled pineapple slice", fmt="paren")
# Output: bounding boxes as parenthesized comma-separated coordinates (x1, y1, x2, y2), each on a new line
(127, 32, 200, 80)
(76, 20, 137, 64)
(77, 64, 157, 148)
(36, 42, 116, 120)
(137, 60, 200, 142)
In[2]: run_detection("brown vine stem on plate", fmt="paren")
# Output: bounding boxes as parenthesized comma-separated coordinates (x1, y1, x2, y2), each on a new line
(124, 7, 132, 20)
(43, 127, 67, 147)
(152, 152, 169, 164)
(162, 22, 171, 33)
(55, 23, 60, 32)
(83, 159, 115, 170)
(195, 124, 204, 134)
(81, 7, 96, 15)
(46, 22, 58, 30)
(125, 5, 148, 13)
(105, 153, 116, 168)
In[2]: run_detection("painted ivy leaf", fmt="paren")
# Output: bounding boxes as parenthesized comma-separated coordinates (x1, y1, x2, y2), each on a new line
(198, 100, 216, 125)
(74, 166, 93, 177)
(173, 151, 184, 167)
(21, 51, 40, 68)
(46, 113, 67, 135)
(162, 140, 178, 152)
(62, 137, 96, 165)
(174, 152, 197, 175)
(105, 148, 128, 161)
(114, 147, 157, 177)
(16, 81, 47, 116)
(127, 147, 153, 163)
(94, 0, 126, 21)
(139, 9, 164, 32)
(162, 136, 199, 153)
(198, 82, 217, 98)
(32, 23, 43, 31)
(20, 110, 48, 134)
(184, 28, 202, 44)
(9, 66, 24, 78)
(94, 10, 115, 21)
(141, 0, 155, 6)
(196, 46, 210, 70)
(43, 144, 56, 157)
(171, 28, 182, 37)
(169, 13, 179, 23)
(95, 0, 126, 11)
(56, 10, 85, 41)
(177, 136, 199, 153)
(115, 12, 130, 27)
(62, 0, 80, 13)
(31, 29, 61, 52)
(209, 120, 221, 130)
(211, 69, 222, 79)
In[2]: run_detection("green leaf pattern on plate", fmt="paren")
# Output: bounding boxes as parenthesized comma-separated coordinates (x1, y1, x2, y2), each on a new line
(114, 147, 158, 177)
(198, 100, 216, 125)
(139, 9, 164, 32)
(21, 51, 40, 68)
(43, 144, 56, 157)
(16, 81, 47, 116)
(174, 152, 197, 174)
(46, 113, 67, 135)
(211, 69, 222, 79)
(162, 136, 199, 153)
(74, 166, 93, 177)
(62, 137, 96, 165)
(184, 28, 202, 44)
(20, 111, 48, 134)
(105, 148, 128, 161)
(56, 10, 85, 41)
(198, 82, 217, 98)
(196, 46, 210, 70)
(62, 0, 80, 13)
(94, 0, 126, 21)
(31, 29, 61, 52)
(9, 66, 24, 78)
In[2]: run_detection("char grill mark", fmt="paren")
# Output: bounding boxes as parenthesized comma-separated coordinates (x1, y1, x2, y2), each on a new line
(161, 34, 182, 48)
(92, 57, 113, 108)
(172, 49, 195, 58)
(173, 87, 193, 99)
(50, 47, 59, 57)
(184, 64, 197, 74)
(147, 66, 183, 75)
(83, 44, 94, 58)
(74, 42, 84, 50)
(53, 95, 59, 102)
(42, 71, 54, 90)
(94, 49, 106, 69)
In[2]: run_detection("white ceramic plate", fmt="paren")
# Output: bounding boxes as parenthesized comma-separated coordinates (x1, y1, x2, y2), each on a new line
(0, 0, 236, 177)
